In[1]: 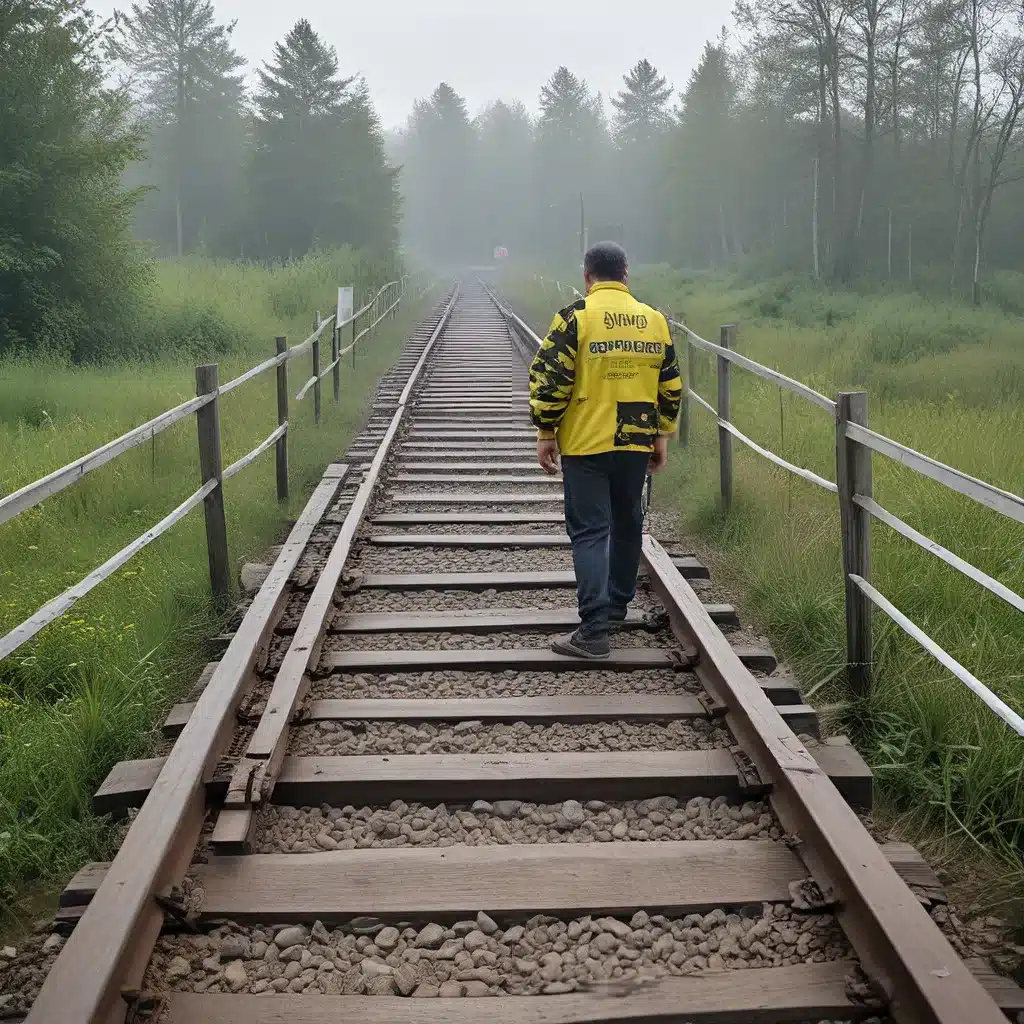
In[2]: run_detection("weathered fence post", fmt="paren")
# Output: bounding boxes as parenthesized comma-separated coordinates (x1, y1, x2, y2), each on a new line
(195, 363, 231, 604)
(836, 391, 873, 697)
(352, 304, 357, 369)
(275, 336, 289, 502)
(687, 337, 697, 448)
(312, 313, 322, 426)
(674, 317, 689, 448)
(717, 325, 736, 510)
(332, 324, 340, 402)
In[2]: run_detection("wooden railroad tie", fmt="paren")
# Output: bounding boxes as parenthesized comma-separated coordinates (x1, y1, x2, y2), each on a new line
(93, 740, 872, 820)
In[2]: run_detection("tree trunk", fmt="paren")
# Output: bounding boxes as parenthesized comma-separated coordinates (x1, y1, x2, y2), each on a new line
(812, 156, 820, 280)
(950, 177, 968, 291)
(175, 196, 183, 260)
(973, 224, 982, 307)
(175, 20, 186, 260)
(887, 209, 892, 279)
(829, 55, 843, 278)
(838, 15, 875, 284)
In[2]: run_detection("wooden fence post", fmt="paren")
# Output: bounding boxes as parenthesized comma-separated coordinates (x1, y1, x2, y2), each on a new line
(352, 307, 357, 369)
(675, 317, 689, 448)
(836, 391, 873, 697)
(275, 336, 289, 502)
(332, 325, 340, 402)
(717, 325, 736, 510)
(312, 342, 322, 427)
(195, 364, 231, 605)
(687, 339, 697, 446)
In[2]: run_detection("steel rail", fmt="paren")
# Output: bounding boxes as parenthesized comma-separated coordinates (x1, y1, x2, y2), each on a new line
(221, 286, 461, 821)
(642, 535, 1005, 1024)
(26, 290, 451, 1024)
(25, 467, 353, 1024)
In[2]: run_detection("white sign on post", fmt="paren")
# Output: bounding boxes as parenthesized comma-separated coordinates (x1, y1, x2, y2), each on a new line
(493, 246, 508, 260)
(337, 286, 354, 326)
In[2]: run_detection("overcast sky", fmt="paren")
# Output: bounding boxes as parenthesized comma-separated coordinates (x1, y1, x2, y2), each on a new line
(88, 0, 734, 128)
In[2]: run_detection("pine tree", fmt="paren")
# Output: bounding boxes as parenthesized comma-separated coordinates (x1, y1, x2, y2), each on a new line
(254, 18, 352, 120)
(538, 67, 606, 145)
(475, 101, 534, 257)
(248, 20, 398, 259)
(107, 0, 246, 256)
(608, 60, 674, 260)
(536, 68, 611, 261)
(668, 42, 740, 265)
(1, 0, 146, 358)
(401, 83, 479, 261)
(679, 43, 736, 128)
(611, 59, 673, 146)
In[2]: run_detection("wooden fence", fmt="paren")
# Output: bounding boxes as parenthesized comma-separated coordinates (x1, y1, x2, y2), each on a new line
(0, 275, 420, 664)
(523, 275, 1024, 738)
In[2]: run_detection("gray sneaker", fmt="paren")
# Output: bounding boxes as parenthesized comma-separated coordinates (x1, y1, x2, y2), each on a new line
(552, 629, 611, 660)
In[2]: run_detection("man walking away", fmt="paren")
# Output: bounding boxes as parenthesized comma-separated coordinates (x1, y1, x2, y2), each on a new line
(529, 242, 682, 660)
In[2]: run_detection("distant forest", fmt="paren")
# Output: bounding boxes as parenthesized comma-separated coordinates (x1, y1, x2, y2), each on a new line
(397, 0, 1024, 302)
(109, 7, 399, 262)
(6, 0, 1024, 360)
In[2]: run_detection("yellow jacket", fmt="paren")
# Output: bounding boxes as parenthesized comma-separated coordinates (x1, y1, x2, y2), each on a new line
(529, 281, 682, 456)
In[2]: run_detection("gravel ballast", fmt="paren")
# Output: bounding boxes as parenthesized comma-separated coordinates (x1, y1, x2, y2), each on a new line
(348, 548, 576, 573)
(255, 795, 781, 852)
(334, 589, 662, 615)
(321, 628, 678, 652)
(286, 718, 731, 757)
(313, 668, 704, 700)
(146, 903, 849, 997)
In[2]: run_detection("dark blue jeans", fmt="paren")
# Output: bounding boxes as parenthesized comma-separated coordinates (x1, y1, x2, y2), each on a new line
(561, 451, 651, 638)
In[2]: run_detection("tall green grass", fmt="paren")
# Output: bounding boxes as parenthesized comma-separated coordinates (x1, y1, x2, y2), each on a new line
(507, 267, 1024, 869)
(0, 253, 430, 918)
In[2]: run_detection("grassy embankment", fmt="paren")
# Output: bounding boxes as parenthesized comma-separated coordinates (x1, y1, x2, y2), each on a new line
(510, 267, 1024, 880)
(0, 252, 432, 920)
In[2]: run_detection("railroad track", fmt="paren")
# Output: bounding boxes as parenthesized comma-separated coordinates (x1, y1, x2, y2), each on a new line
(13, 282, 1022, 1023)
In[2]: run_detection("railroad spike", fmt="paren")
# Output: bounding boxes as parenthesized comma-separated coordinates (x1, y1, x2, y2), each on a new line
(788, 877, 838, 911)
(698, 692, 728, 718)
(731, 744, 769, 796)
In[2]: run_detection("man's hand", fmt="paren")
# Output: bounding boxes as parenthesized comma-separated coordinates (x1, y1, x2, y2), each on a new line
(649, 435, 669, 474)
(537, 438, 560, 474)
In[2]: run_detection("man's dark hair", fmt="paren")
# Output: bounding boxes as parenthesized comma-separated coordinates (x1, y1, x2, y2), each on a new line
(584, 241, 628, 282)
